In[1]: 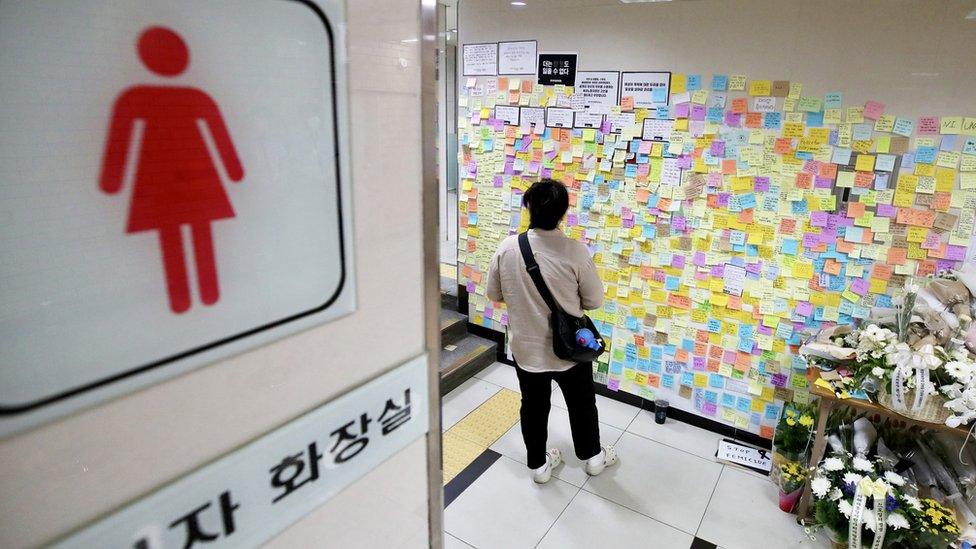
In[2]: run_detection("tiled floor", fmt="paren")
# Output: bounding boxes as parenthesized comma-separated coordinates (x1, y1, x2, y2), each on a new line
(442, 362, 833, 549)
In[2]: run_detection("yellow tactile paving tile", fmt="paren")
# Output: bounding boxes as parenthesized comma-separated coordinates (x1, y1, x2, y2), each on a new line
(441, 388, 523, 486)
(449, 388, 521, 448)
(442, 430, 486, 485)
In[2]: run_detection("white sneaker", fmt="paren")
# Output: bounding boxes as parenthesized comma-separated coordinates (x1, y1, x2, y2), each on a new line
(585, 445, 618, 476)
(532, 448, 562, 484)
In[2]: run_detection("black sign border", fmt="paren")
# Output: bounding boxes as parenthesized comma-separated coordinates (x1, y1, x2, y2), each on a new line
(1, 0, 347, 415)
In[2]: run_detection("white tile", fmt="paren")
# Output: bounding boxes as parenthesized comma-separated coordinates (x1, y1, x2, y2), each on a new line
(474, 362, 521, 393)
(551, 390, 640, 431)
(697, 467, 831, 549)
(445, 456, 579, 549)
(443, 532, 474, 549)
(490, 406, 624, 487)
(582, 432, 722, 535)
(627, 410, 724, 460)
(537, 490, 694, 549)
(442, 378, 501, 431)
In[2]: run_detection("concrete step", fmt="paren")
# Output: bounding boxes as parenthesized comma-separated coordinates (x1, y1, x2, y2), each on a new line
(439, 308, 468, 346)
(440, 275, 458, 310)
(440, 333, 496, 395)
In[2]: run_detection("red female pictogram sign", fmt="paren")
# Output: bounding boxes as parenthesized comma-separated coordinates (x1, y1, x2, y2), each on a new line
(100, 26, 244, 314)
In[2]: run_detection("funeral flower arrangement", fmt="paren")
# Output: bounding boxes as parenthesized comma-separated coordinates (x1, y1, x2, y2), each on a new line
(807, 418, 965, 548)
(801, 268, 976, 428)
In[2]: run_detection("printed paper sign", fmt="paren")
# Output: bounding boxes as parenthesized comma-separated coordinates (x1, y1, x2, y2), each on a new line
(494, 105, 520, 125)
(621, 71, 671, 108)
(537, 52, 576, 86)
(546, 107, 574, 128)
(576, 71, 620, 112)
(463, 43, 497, 76)
(574, 111, 604, 129)
(498, 40, 536, 75)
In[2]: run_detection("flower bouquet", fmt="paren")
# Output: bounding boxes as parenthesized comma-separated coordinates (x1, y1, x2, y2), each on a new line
(778, 460, 807, 513)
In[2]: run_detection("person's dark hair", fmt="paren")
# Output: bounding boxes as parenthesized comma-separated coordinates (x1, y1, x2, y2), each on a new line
(522, 178, 569, 230)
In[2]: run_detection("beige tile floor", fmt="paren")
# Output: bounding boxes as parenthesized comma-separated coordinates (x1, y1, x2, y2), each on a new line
(442, 362, 834, 549)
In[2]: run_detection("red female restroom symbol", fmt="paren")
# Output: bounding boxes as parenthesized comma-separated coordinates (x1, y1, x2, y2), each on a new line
(99, 27, 244, 314)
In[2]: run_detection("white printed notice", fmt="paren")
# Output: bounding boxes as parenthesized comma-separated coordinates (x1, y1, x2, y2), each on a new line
(546, 107, 574, 128)
(621, 72, 671, 108)
(576, 71, 619, 113)
(498, 40, 536, 75)
(574, 111, 603, 129)
(462, 43, 497, 76)
(520, 107, 545, 128)
(494, 105, 519, 125)
(607, 112, 636, 133)
(642, 118, 674, 142)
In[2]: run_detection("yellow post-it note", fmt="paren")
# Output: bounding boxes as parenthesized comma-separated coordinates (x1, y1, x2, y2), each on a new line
(855, 154, 876, 172)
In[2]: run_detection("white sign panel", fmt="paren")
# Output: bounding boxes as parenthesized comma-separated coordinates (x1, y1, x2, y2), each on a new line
(546, 107, 574, 129)
(621, 71, 671, 108)
(54, 355, 429, 548)
(607, 112, 636, 133)
(576, 71, 620, 112)
(498, 40, 537, 75)
(716, 439, 772, 474)
(494, 105, 520, 125)
(519, 107, 545, 128)
(642, 118, 675, 142)
(574, 112, 604, 129)
(462, 43, 498, 76)
(0, 0, 354, 435)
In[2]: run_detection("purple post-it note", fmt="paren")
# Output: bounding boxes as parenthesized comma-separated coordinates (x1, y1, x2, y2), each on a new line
(850, 279, 868, 295)
(810, 211, 829, 227)
(796, 302, 813, 316)
(711, 141, 726, 157)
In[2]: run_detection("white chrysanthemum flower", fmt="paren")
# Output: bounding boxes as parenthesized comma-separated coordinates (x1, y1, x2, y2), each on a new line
(903, 495, 921, 510)
(811, 476, 831, 498)
(852, 457, 874, 472)
(886, 512, 909, 530)
(883, 471, 905, 486)
(872, 367, 885, 377)
(823, 457, 844, 471)
(842, 472, 863, 486)
(838, 499, 853, 518)
(945, 360, 974, 382)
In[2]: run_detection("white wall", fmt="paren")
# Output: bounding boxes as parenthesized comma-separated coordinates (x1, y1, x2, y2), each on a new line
(0, 1, 431, 547)
(459, 0, 976, 118)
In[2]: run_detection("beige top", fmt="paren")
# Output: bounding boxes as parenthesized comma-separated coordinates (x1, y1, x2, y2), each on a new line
(486, 228, 605, 372)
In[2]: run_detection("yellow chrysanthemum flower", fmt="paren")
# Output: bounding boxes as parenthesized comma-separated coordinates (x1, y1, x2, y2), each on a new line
(786, 417, 796, 426)
(798, 415, 814, 427)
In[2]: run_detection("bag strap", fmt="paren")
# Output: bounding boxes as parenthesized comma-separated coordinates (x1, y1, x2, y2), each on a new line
(518, 232, 561, 314)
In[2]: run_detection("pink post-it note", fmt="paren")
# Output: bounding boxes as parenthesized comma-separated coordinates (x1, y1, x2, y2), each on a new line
(796, 302, 813, 316)
(918, 116, 939, 135)
(863, 100, 885, 120)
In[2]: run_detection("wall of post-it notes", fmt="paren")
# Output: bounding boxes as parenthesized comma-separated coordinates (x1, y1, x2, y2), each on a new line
(456, 62, 974, 438)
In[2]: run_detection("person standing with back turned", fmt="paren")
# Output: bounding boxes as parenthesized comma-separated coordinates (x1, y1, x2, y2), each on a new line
(486, 178, 618, 484)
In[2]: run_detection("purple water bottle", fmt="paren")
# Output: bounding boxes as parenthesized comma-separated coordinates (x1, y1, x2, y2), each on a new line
(575, 328, 602, 350)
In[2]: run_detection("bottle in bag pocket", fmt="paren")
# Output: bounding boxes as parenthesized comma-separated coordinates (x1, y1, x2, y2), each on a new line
(575, 328, 602, 351)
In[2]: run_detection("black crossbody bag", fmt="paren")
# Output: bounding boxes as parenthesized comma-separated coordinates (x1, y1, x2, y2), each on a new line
(518, 232, 606, 363)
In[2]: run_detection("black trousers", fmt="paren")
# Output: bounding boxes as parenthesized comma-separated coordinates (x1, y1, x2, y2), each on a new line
(515, 361, 602, 469)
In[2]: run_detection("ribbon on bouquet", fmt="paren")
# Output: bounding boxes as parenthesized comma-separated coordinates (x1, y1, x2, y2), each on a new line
(848, 477, 888, 549)
(890, 362, 930, 412)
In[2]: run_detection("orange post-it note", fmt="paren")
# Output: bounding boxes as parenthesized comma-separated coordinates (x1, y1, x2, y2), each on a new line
(846, 202, 865, 218)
